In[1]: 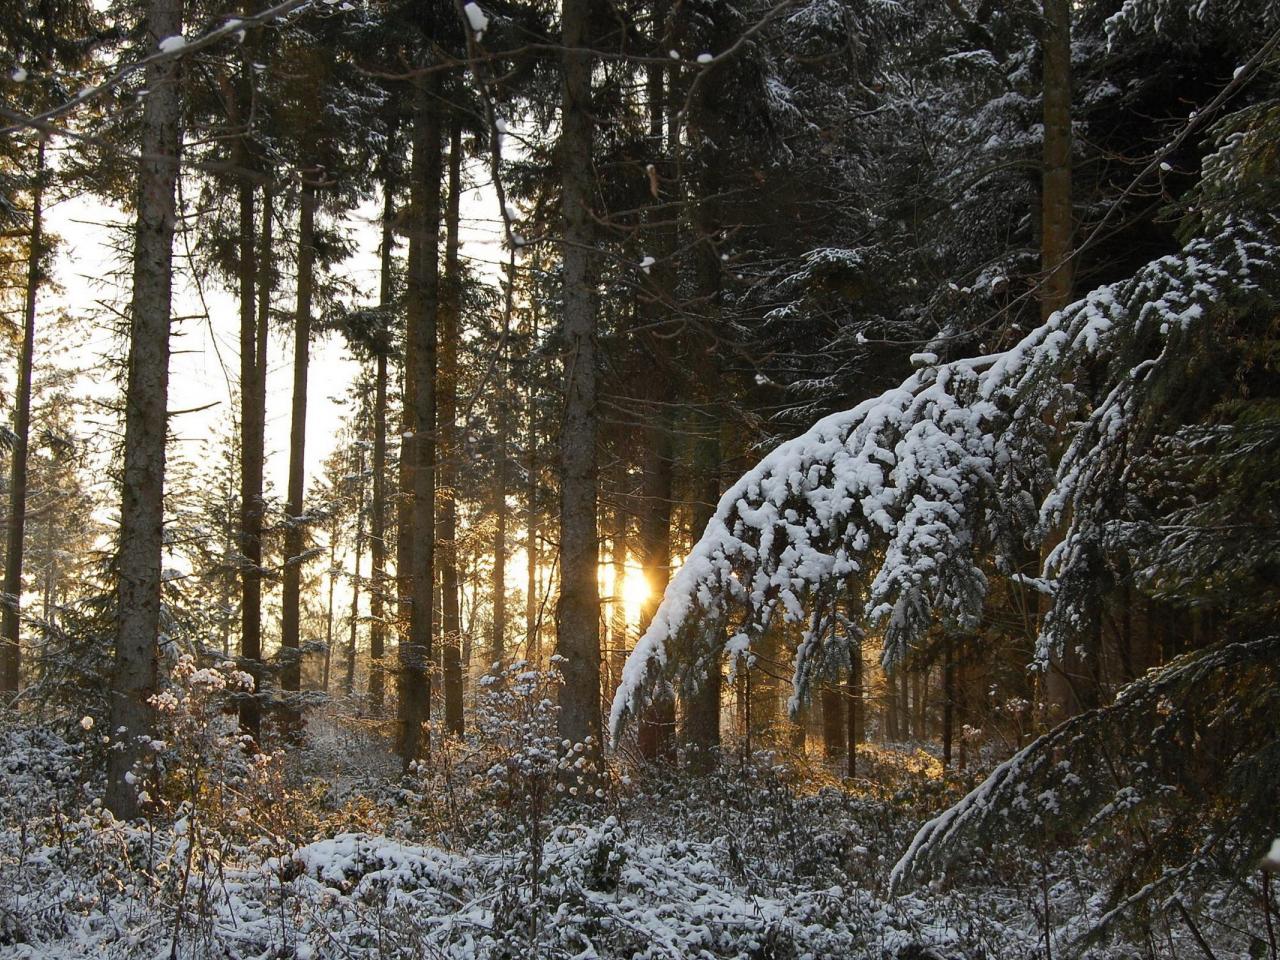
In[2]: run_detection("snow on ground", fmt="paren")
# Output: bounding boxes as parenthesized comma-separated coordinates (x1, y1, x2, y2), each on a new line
(0, 721, 1263, 959)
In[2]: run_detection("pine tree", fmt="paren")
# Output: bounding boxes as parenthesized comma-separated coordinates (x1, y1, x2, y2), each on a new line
(555, 0, 604, 765)
(106, 0, 185, 820)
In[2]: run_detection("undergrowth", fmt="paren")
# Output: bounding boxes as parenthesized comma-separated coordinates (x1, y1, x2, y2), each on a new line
(0, 660, 1270, 959)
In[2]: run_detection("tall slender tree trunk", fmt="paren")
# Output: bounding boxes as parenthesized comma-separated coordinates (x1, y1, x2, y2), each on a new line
(913, 669, 926, 738)
(635, 403, 674, 763)
(943, 641, 955, 767)
(1, 140, 45, 695)
(396, 352, 414, 720)
(885, 665, 899, 741)
(106, 0, 184, 818)
(1040, 0, 1082, 722)
(219, 492, 233, 658)
(899, 668, 911, 741)
(680, 116, 725, 765)
(491, 435, 507, 671)
(822, 682, 845, 761)
(490, 250, 515, 673)
(555, 0, 603, 759)
(228, 38, 267, 740)
(281, 179, 316, 703)
(846, 641, 863, 778)
(635, 16, 677, 764)
(345, 441, 364, 695)
(1040, 0, 1073, 321)
(323, 522, 336, 692)
(682, 417, 722, 769)
(368, 178, 393, 711)
(398, 73, 441, 766)
(439, 120, 464, 734)
(608, 483, 629, 697)
(524, 306, 541, 665)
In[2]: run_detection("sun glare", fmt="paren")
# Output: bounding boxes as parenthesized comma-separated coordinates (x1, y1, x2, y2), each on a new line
(599, 562, 650, 626)
(620, 566, 649, 625)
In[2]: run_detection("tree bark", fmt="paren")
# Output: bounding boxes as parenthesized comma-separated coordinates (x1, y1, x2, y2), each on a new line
(368, 179, 392, 711)
(236, 176, 265, 738)
(912, 669, 925, 738)
(885, 665, 899, 741)
(822, 681, 845, 761)
(943, 642, 955, 767)
(439, 118, 464, 735)
(680, 129, 724, 766)
(228, 25, 268, 740)
(280, 179, 316, 702)
(1, 140, 45, 694)
(900, 667, 911, 741)
(1040, 0, 1073, 320)
(490, 249, 515, 675)
(398, 72, 441, 766)
(635, 15, 678, 764)
(682, 420, 722, 769)
(846, 642, 863, 778)
(634, 394, 675, 763)
(524, 304, 541, 665)
(607, 480, 629, 698)
(555, 0, 603, 760)
(345, 440, 364, 695)
(323, 516, 337, 691)
(106, 0, 183, 819)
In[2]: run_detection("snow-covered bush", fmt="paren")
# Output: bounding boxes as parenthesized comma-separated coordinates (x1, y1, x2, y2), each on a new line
(3, 708, 1269, 958)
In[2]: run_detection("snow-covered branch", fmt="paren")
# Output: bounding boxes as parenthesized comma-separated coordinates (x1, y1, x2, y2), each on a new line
(609, 213, 1279, 741)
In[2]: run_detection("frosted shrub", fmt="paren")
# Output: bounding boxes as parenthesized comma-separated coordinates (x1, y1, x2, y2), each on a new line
(142, 655, 285, 830)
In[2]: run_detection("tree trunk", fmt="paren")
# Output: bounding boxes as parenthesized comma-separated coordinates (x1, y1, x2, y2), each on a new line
(345, 440, 364, 696)
(884, 665, 899, 741)
(368, 178, 392, 711)
(323, 521, 336, 692)
(943, 642, 955, 767)
(1038, 0, 1080, 724)
(680, 135, 724, 766)
(1040, 0, 1073, 319)
(912, 669, 924, 738)
(681, 418, 723, 769)
(1, 140, 45, 694)
(398, 73, 441, 766)
(635, 396, 674, 763)
(229, 42, 267, 740)
(555, 0, 603, 760)
(490, 249, 515, 675)
(634, 21, 678, 763)
(280, 179, 316, 704)
(106, 0, 183, 819)
(750, 630, 780, 744)
(608, 481, 629, 698)
(822, 681, 845, 761)
(790, 701, 808, 753)
(439, 117, 464, 735)
(524, 303, 541, 665)
(899, 667, 911, 741)
(846, 643, 863, 778)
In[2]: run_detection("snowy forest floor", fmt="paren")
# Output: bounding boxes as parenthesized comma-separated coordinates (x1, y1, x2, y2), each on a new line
(0, 707, 1267, 960)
